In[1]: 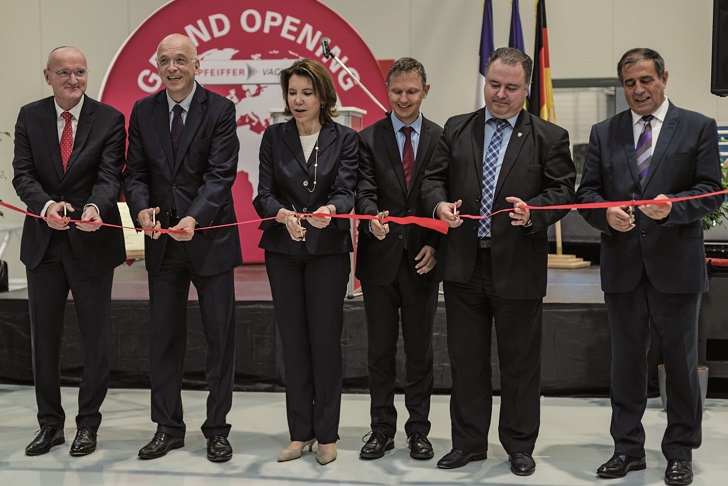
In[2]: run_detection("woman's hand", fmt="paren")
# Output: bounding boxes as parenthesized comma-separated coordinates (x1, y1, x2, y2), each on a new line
(307, 204, 336, 229)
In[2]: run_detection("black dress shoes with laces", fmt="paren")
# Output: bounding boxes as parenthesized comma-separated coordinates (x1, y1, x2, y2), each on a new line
(665, 459, 693, 485)
(138, 432, 184, 459)
(509, 452, 536, 476)
(69, 427, 97, 456)
(436, 449, 488, 469)
(25, 426, 65, 456)
(359, 431, 394, 459)
(596, 453, 646, 478)
(207, 435, 233, 462)
(407, 431, 434, 460)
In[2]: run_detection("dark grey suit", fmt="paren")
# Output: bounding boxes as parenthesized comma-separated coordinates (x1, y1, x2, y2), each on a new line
(355, 114, 442, 438)
(421, 108, 575, 454)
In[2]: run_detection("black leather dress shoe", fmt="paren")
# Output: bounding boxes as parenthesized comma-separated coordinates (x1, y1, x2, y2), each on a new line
(407, 431, 434, 460)
(596, 453, 646, 478)
(509, 452, 536, 476)
(69, 427, 97, 456)
(207, 435, 233, 462)
(436, 449, 487, 469)
(665, 459, 693, 485)
(25, 426, 65, 456)
(359, 431, 394, 459)
(138, 432, 184, 459)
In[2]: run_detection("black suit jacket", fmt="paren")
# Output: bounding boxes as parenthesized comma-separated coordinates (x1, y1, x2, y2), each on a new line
(12, 95, 126, 274)
(577, 102, 723, 294)
(421, 108, 576, 299)
(355, 115, 443, 286)
(124, 83, 242, 276)
(253, 118, 358, 255)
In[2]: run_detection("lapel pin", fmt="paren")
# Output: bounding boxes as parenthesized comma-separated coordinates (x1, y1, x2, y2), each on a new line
(518, 132, 523, 137)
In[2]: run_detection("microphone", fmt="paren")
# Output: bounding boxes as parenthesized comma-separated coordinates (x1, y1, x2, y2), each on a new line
(321, 37, 333, 59)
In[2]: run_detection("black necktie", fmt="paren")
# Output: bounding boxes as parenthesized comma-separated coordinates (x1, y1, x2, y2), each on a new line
(171, 104, 184, 161)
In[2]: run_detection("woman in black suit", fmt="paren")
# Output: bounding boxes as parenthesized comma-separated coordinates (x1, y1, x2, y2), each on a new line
(253, 59, 358, 465)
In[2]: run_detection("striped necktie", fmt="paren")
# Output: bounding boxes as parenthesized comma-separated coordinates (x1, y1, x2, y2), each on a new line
(635, 115, 654, 185)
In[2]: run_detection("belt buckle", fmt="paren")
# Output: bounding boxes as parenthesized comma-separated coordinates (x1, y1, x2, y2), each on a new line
(478, 238, 492, 249)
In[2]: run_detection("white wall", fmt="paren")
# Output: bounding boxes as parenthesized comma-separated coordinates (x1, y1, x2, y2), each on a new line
(1, 0, 727, 279)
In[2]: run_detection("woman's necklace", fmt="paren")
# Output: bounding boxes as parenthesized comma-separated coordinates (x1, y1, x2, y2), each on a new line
(308, 138, 319, 193)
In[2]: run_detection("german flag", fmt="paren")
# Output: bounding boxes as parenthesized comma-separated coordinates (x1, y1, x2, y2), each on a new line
(529, 0, 556, 123)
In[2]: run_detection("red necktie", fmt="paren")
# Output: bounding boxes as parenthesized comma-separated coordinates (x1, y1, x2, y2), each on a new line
(401, 126, 415, 187)
(60, 111, 73, 172)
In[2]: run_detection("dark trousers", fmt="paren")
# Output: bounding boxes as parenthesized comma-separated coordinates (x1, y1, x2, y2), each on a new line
(27, 230, 113, 433)
(361, 251, 437, 438)
(265, 250, 350, 444)
(148, 239, 236, 439)
(442, 247, 542, 454)
(605, 273, 702, 461)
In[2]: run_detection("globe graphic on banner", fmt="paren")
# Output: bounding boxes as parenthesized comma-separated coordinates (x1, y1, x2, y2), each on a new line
(99, 0, 387, 262)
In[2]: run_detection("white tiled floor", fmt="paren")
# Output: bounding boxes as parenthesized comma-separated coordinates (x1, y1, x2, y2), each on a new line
(1, 385, 726, 485)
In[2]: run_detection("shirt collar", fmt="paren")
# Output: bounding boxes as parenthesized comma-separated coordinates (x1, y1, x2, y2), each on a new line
(166, 83, 197, 114)
(484, 107, 519, 128)
(54, 95, 84, 120)
(631, 97, 669, 126)
(391, 111, 423, 134)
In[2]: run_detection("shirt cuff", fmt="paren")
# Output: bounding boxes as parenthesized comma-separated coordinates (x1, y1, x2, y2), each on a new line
(41, 200, 55, 217)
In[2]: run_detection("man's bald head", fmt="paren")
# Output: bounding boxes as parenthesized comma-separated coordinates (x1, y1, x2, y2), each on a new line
(155, 34, 199, 102)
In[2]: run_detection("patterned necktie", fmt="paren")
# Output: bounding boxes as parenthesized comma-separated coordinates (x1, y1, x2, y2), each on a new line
(479, 118, 509, 237)
(401, 126, 415, 187)
(171, 104, 184, 161)
(635, 115, 654, 185)
(60, 111, 73, 172)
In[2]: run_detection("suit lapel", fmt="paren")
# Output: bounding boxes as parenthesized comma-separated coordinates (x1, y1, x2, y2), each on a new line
(174, 84, 206, 173)
(282, 119, 308, 170)
(65, 96, 94, 175)
(471, 109, 486, 190)
(316, 122, 337, 172)
(620, 111, 641, 187)
(494, 111, 530, 201)
(153, 92, 174, 172)
(642, 102, 678, 190)
(41, 99, 65, 179)
(379, 118, 408, 195)
(407, 117, 434, 197)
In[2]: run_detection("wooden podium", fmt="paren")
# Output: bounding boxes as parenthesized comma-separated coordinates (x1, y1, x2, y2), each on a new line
(548, 220, 591, 269)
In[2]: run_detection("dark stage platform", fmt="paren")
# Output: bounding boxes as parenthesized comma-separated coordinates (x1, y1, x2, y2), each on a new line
(15, 262, 727, 397)
(1, 262, 623, 396)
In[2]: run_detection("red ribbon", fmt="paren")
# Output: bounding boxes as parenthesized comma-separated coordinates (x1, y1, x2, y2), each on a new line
(2, 188, 726, 236)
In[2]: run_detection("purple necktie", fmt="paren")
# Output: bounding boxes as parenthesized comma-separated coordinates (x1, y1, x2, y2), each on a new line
(635, 115, 654, 185)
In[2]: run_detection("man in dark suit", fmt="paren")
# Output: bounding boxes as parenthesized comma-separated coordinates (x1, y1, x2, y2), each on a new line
(12, 46, 126, 457)
(355, 57, 442, 461)
(123, 33, 242, 463)
(421, 47, 575, 474)
(577, 48, 723, 486)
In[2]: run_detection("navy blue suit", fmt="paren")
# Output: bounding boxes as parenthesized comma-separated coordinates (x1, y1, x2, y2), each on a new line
(577, 102, 723, 460)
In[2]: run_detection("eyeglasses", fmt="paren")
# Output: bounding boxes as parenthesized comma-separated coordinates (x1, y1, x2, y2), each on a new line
(157, 57, 197, 68)
(53, 69, 87, 78)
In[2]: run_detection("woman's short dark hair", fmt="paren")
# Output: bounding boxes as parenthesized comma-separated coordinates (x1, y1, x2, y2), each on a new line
(280, 58, 339, 124)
